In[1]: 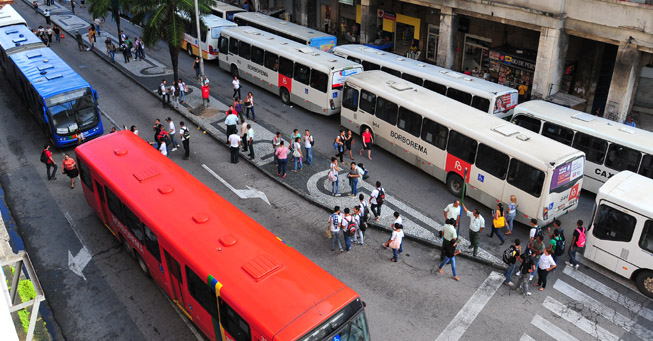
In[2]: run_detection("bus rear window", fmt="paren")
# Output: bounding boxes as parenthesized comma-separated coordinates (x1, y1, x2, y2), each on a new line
(507, 159, 544, 197)
(593, 204, 636, 242)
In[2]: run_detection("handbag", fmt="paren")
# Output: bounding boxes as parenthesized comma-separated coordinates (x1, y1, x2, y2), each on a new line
(493, 211, 505, 228)
(292, 149, 301, 158)
(389, 238, 401, 249)
(326, 228, 332, 239)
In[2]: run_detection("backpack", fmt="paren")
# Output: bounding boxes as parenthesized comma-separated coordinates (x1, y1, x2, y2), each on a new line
(310, 135, 314, 147)
(376, 188, 385, 205)
(534, 226, 545, 240)
(40, 150, 48, 163)
(576, 227, 586, 247)
(503, 245, 518, 264)
(182, 127, 190, 140)
(157, 85, 163, 96)
(345, 217, 357, 237)
(554, 237, 566, 257)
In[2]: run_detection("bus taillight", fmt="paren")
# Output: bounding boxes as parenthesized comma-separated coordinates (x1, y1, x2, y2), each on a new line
(209, 45, 214, 54)
(330, 99, 335, 110)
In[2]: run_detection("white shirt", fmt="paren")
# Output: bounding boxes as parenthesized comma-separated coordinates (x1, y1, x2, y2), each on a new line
(247, 128, 254, 140)
(393, 216, 403, 229)
(293, 141, 301, 153)
(232, 79, 240, 89)
(466, 211, 485, 232)
(225, 114, 238, 126)
(340, 214, 355, 229)
(444, 203, 461, 221)
(228, 134, 240, 148)
(304, 135, 313, 148)
(443, 223, 457, 241)
(132, 129, 139, 136)
(529, 226, 538, 239)
(241, 122, 248, 136)
(160, 83, 167, 94)
(329, 213, 340, 232)
(168, 121, 176, 134)
(370, 187, 384, 205)
(538, 254, 556, 270)
(180, 82, 186, 92)
(159, 141, 167, 156)
(169, 85, 176, 96)
(391, 230, 404, 244)
(179, 127, 188, 141)
(359, 201, 367, 218)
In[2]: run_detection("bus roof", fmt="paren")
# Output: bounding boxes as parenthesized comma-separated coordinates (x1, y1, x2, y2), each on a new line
(75, 131, 358, 337)
(210, 2, 246, 14)
(0, 5, 27, 28)
(10, 47, 91, 99)
(200, 14, 237, 28)
(232, 12, 335, 43)
(334, 44, 517, 96)
(599, 171, 653, 216)
(515, 100, 653, 154)
(347, 71, 583, 168)
(222, 26, 360, 71)
(0, 24, 43, 54)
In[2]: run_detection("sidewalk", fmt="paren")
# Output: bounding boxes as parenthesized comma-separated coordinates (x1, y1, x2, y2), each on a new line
(26, 1, 505, 269)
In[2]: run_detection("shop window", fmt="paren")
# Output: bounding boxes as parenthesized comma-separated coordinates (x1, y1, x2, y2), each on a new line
(293, 63, 310, 85)
(218, 37, 228, 55)
(347, 56, 361, 64)
(186, 266, 219, 319)
(264, 51, 278, 71)
(381, 67, 401, 78)
(507, 159, 544, 198)
(639, 220, 653, 253)
(359, 90, 376, 115)
(78, 159, 93, 192)
(219, 297, 251, 341)
(476, 144, 509, 180)
(238, 42, 251, 60)
(423, 80, 446, 95)
(362, 61, 380, 71)
(593, 204, 636, 242)
(572, 132, 607, 164)
(639, 154, 653, 179)
(124, 206, 143, 243)
(278, 57, 293, 78)
(251, 46, 264, 65)
(143, 225, 161, 263)
(605, 144, 641, 172)
(421, 118, 448, 150)
(446, 88, 472, 105)
(375, 97, 398, 125)
(512, 115, 541, 133)
(342, 86, 359, 111)
(401, 73, 423, 87)
(542, 122, 574, 146)
(105, 187, 125, 223)
(228, 38, 239, 55)
(471, 96, 490, 113)
(397, 107, 421, 137)
(447, 131, 477, 164)
(310, 70, 328, 93)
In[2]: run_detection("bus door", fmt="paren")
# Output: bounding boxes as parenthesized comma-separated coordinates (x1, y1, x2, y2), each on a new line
(163, 249, 191, 317)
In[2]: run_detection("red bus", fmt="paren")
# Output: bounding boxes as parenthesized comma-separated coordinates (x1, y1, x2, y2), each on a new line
(75, 131, 370, 341)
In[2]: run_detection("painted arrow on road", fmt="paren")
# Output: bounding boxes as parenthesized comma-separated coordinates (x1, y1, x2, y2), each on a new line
(68, 246, 91, 281)
(202, 164, 270, 205)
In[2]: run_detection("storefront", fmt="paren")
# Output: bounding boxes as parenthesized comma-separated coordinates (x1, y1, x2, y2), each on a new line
(425, 24, 439, 63)
(488, 47, 537, 97)
(379, 10, 421, 57)
(461, 34, 492, 76)
(337, 1, 361, 43)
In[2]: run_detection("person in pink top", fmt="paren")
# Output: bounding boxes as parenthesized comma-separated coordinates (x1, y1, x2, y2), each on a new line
(275, 141, 289, 178)
(359, 127, 373, 160)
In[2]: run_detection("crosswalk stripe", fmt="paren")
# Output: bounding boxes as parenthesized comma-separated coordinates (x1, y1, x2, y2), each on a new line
(530, 314, 579, 341)
(553, 279, 653, 340)
(434, 271, 503, 341)
(563, 266, 653, 321)
(519, 333, 537, 341)
(543, 296, 619, 341)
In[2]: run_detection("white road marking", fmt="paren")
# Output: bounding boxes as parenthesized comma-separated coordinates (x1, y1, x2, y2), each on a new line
(563, 265, 653, 321)
(519, 334, 536, 341)
(65, 212, 92, 281)
(202, 164, 270, 205)
(543, 296, 618, 341)
(530, 314, 579, 341)
(554, 279, 653, 340)
(434, 271, 503, 341)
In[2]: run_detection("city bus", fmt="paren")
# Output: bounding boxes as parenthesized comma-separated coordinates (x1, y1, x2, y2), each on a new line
(333, 44, 519, 119)
(584, 171, 653, 298)
(0, 34, 103, 147)
(511, 100, 653, 193)
(342, 71, 585, 226)
(181, 14, 236, 60)
(0, 5, 27, 28)
(0, 24, 43, 65)
(232, 12, 337, 52)
(75, 131, 370, 340)
(210, 2, 245, 21)
(218, 26, 363, 115)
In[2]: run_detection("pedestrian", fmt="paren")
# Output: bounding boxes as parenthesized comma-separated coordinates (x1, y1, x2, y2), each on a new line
(515, 248, 536, 296)
(61, 154, 79, 189)
(247, 124, 255, 160)
(87, 27, 95, 50)
(232, 76, 241, 99)
(75, 30, 84, 51)
(224, 106, 238, 142)
(443, 200, 462, 226)
(105, 36, 112, 56)
(119, 31, 126, 45)
(178, 79, 186, 104)
(392, 212, 404, 253)
(33, 1, 38, 14)
(109, 42, 116, 62)
(547, 219, 565, 242)
(347, 162, 360, 196)
(566, 220, 586, 269)
(489, 203, 506, 245)
(94, 17, 102, 36)
(244, 92, 256, 121)
(328, 206, 343, 252)
(438, 238, 461, 281)
(357, 163, 368, 180)
(549, 229, 564, 268)
(289, 129, 300, 162)
(359, 127, 373, 160)
(130, 125, 139, 136)
(179, 121, 190, 160)
(233, 97, 244, 122)
(80, 0, 86, 8)
(462, 204, 484, 257)
(46, 26, 53, 46)
(292, 137, 303, 172)
(53, 25, 61, 43)
(535, 247, 556, 291)
(340, 208, 356, 252)
(159, 80, 169, 107)
(334, 130, 345, 164)
(158, 137, 168, 157)
(240, 118, 249, 152)
(41, 145, 57, 180)
(202, 75, 209, 86)
(71, 1, 75, 14)
(528, 218, 542, 247)
(530, 234, 545, 257)
(166, 118, 180, 150)
(125, 37, 133, 59)
(133, 37, 141, 60)
(344, 129, 354, 160)
(228, 130, 241, 164)
(170, 82, 179, 108)
(193, 57, 201, 80)
(441, 218, 457, 261)
(353, 202, 366, 245)
(272, 131, 281, 165)
(369, 181, 385, 221)
(45, 9, 51, 26)
(626, 116, 636, 127)
(303, 129, 313, 165)
(328, 157, 339, 196)
(156, 124, 171, 155)
(275, 141, 288, 177)
(505, 195, 518, 235)
(137, 37, 145, 60)
(384, 223, 404, 262)
(121, 41, 130, 62)
(503, 239, 521, 286)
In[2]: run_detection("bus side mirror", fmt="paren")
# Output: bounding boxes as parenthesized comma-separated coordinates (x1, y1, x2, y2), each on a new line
(93, 90, 98, 101)
(42, 108, 48, 123)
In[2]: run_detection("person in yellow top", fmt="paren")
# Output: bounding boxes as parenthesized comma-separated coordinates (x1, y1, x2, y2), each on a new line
(518, 81, 528, 103)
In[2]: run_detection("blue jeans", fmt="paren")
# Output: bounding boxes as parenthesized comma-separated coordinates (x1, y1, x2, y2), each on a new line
(294, 157, 302, 170)
(344, 235, 351, 251)
(439, 256, 457, 277)
(504, 263, 516, 283)
(109, 51, 115, 62)
(569, 246, 579, 266)
(506, 212, 516, 232)
(179, 91, 186, 103)
(331, 178, 339, 195)
(170, 133, 179, 148)
(331, 230, 342, 251)
(489, 227, 505, 243)
(349, 178, 358, 195)
(305, 147, 312, 165)
(392, 248, 399, 261)
(354, 228, 364, 244)
(277, 158, 287, 175)
(246, 106, 255, 120)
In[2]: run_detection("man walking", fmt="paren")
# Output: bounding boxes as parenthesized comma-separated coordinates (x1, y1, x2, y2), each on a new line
(42, 145, 57, 180)
(232, 76, 241, 99)
(503, 239, 521, 286)
(441, 218, 457, 261)
(178, 79, 186, 104)
(159, 80, 169, 107)
(353, 203, 366, 245)
(228, 130, 241, 164)
(224, 106, 238, 143)
(340, 208, 355, 252)
(166, 118, 180, 150)
(179, 121, 190, 160)
(193, 57, 201, 81)
(303, 129, 313, 165)
(369, 181, 385, 222)
(247, 124, 255, 160)
(462, 204, 484, 257)
(240, 118, 249, 153)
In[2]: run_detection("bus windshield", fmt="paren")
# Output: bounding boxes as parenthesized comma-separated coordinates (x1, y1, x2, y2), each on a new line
(550, 156, 584, 193)
(47, 88, 99, 135)
(299, 298, 369, 341)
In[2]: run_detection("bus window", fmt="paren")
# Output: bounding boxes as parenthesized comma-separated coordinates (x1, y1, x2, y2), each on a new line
(381, 67, 401, 78)
(362, 61, 380, 71)
(264, 51, 278, 71)
(401, 73, 423, 87)
(605, 143, 642, 173)
(294, 63, 310, 85)
(471, 96, 490, 113)
(105, 187, 126, 223)
(476, 144, 509, 179)
(342, 86, 359, 111)
(593, 204, 636, 242)
(639, 220, 653, 253)
(228, 37, 239, 54)
(251, 46, 264, 65)
(423, 80, 447, 95)
(124, 206, 144, 243)
(512, 115, 541, 133)
(542, 122, 574, 146)
(397, 107, 422, 137)
(310, 69, 328, 93)
(421, 118, 448, 150)
(347, 56, 362, 64)
(219, 297, 251, 341)
(218, 37, 228, 54)
(279, 57, 293, 78)
(238, 41, 251, 60)
(143, 225, 161, 262)
(186, 266, 219, 319)
(639, 154, 653, 179)
(447, 131, 477, 164)
(359, 90, 376, 115)
(572, 132, 607, 164)
(78, 159, 93, 191)
(446, 88, 472, 105)
(376, 97, 398, 125)
(507, 159, 544, 197)
(200, 27, 207, 43)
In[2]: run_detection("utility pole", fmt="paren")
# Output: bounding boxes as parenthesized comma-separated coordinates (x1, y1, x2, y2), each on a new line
(193, 0, 204, 82)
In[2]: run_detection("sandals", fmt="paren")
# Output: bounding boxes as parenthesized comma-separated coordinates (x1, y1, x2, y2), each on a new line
(452, 276, 460, 281)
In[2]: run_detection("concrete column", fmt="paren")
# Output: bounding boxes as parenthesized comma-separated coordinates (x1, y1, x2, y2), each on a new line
(298, 0, 308, 26)
(359, 0, 378, 45)
(604, 42, 642, 122)
(531, 26, 568, 100)
(436, 7, 458, 69)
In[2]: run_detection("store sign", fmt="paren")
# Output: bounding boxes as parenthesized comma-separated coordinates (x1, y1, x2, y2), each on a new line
(378, 10, 396, 21)
(339, 0, 354, 5)
(490, 51, 535, 71)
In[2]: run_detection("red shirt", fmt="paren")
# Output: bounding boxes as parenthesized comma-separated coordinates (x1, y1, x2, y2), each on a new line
(362, 131, 372, 143)
(45, 150, 53, 164)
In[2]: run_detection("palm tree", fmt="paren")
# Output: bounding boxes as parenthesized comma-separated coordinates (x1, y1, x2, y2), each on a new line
(87, 0, 124, 42)
(129, 0, 215, 83)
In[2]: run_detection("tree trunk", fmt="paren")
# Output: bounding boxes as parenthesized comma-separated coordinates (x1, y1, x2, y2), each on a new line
(112, 3, 122, 44)
(169, 44, 179, 86)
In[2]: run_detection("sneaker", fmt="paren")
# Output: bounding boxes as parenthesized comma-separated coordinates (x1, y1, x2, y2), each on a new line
(505, 281, 514, 287)
(172, 148, 178, 151)
(515, 271, 521, 276)
(526, 292, 532, 296)
(565, 261, 572, 266)
(575, 264, 580, 269)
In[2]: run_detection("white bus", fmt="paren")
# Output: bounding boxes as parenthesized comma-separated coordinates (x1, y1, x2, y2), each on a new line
(584, 171, 653, 298)
(341, 71, 585, 225)
(210, 2, 245, 21)
(218, 26, 363, 115)
(512, 100, 653, 193)
(333, 44, 518, 119)
(0, 5, 27, 28)
(181, 14, 236, 60)
(232, 12, 337, 52)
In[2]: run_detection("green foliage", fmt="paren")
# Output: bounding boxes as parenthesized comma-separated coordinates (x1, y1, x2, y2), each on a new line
(18, 309, 30, 333)
(17, 279, 37, 334)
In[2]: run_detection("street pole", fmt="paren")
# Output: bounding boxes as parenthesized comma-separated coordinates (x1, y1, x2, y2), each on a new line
(193, 0, 204, 83)
(457, 167, 468, 236)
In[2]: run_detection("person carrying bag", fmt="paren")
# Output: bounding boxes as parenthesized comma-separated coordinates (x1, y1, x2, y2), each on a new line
(489, 202, 506, 245)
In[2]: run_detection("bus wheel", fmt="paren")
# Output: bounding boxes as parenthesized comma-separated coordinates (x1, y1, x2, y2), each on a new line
(446, 174, 464, 197)
(280, 88, 291, 105)
(635, 270, 653, 298)
(230, 65, 239, 78)
(136, 254, 151, 278)
(121, 235, 134, 259)
(186, 45, 193, 56)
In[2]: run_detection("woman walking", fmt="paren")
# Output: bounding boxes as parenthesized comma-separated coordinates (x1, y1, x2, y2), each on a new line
(384, 224, 404, 262)
(438, 238, 461, 281)
(344, 129, 354, 160)
(328, 157, 339, 196)
(489, 203, 506, 245)
(61, 154, 79, 188)
(359, 127, 373, 160)
(275, 141, 288, 178)
(244, 92, 256, 121)
(292, 137, 303, 172)
(535, 247, 557, 291)
(334, 130, 345, 164)
(505, 195, 518, 235)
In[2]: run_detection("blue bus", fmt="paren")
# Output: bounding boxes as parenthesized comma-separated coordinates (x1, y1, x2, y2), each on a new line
(0, 25, 103, 147)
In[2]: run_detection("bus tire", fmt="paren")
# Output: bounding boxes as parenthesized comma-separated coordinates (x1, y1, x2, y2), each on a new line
(136, 254, 151, 278)
(446, 173, 464, 197)
(230, 64, 239, 78)
(280, 87, 290, 105)
(635, 270, 653, 298)
(121, 235, 134, 259)
(186, 44, 193, 56)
